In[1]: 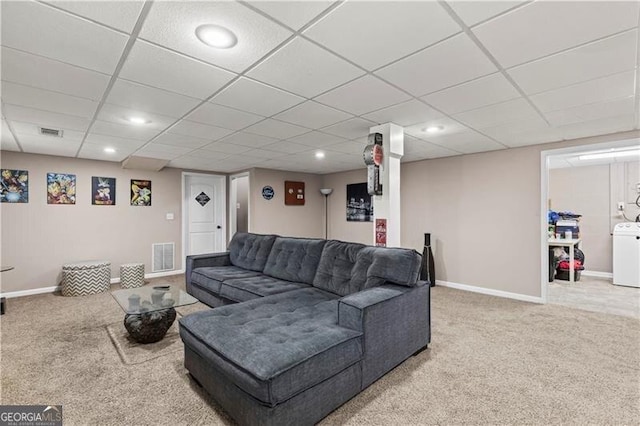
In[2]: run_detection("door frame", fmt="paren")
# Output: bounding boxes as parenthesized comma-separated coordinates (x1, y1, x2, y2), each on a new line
(539, 136, 639, 304)
(182, 171, 227, 268)
(228, 172, 250, 242)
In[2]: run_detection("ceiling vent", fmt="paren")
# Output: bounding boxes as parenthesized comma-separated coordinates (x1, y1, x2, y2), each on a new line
(39, 127, 63, 137)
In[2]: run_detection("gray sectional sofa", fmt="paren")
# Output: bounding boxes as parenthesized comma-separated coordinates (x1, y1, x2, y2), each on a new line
(180, 232, 431, 426)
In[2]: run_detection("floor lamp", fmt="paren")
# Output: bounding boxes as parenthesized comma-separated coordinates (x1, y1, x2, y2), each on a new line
(320, 188, 333, 239)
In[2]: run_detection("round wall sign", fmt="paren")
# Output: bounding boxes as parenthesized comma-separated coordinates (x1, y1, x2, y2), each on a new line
(262, 186, 275, 200)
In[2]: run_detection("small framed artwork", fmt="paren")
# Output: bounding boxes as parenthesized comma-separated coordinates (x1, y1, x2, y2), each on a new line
(131, 179, 151, 206)
(92, 177, 116, 205)
(284, 181, 305, 205)
(346, 182, 373, 222)
(47, 173, 76, 205)
(1, 169, 29, 203)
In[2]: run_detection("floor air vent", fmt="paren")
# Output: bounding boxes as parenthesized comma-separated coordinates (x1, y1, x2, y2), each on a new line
(152, 242, 175, 272)
(39, 127, 63, 137)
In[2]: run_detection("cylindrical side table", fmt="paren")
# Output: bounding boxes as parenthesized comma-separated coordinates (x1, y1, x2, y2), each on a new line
(62, 260, 111, 296)
(120, 263, 145, 289)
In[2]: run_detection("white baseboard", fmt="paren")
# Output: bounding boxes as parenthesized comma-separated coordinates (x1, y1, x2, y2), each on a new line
(3, 270, 185, 299)
(582, 270, 613, 279)
(436, 280, 543, 304)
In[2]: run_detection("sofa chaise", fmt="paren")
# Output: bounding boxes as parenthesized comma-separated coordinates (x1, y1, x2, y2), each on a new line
(180, 232, 431, 425)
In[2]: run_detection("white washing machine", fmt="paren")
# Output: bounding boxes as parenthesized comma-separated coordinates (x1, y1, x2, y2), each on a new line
(613, 222, 640, 288)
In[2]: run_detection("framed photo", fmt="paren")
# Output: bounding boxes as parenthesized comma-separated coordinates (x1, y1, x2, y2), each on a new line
(1, 169, 29, 203)
(131, 179, 151, 206)
(47, 173, 76, 204)
(92, 177, 116, 205)
(346, 182, 373, 222)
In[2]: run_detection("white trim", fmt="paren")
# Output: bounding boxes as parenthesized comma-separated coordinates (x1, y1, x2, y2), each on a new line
(436, 280, 544, 304)
(1, 286, 61, 299)
(582, 270, 613, 279)
(3, 270, 185, 299)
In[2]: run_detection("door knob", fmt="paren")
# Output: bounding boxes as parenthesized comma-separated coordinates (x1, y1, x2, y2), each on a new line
(217, 225, 222, 229)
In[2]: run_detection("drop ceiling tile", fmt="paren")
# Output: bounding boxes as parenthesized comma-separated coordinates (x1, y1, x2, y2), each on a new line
(530, 71, 635, 113)
(273, 101, 352, 129)
(141, 141, 193, 155)
(247, 1, 334, 30)
(201, 141, 252, 155)
(106, 79, 201, 118)
(323, 139, 366, 155)
(169, 156, 219, 170)
(447, 1, 527, 27)
(454, 98, 541, 129)
(2, 105, 91, 132)
(247, 37, 364, 98)
(84, 133, 148, 150)
(18, 134, 81, 157)
(241, 148, 288, 160)
(473, 0, 639, 68)
(244, 119, 309, 139)
(508, 30, 637, 95)
(559, 114, 635, 141)
(319, 117, 376, 140)
(2, 82, 99, 119)
(168, 120, 234, 141)
(1, 120, 20, 151)
(134, 145, 191, 161)
(305, 1, 460, 70)
(10, 121, 85, 141)
(77, 143, 132, 162)
(480, 115, 550, 142)
(211, 77, 305, 117)
(139, 1, 292, 73)
(544, 96, 635, 127)
(261, 140, 312, 154)
(376, 33, 497, 96)
(152, 133, 209, 149)
(91, 120, 161, 141)
(1, 1, 128, 74)
(426, 131, 504, 154)
(422, 73, 521, 115)
(288, 131, 349, 148)
(405, 117, 470, 140)
(184, 150, 231, 161)
(362, 100, 443, 127)
(186, 102, 264, 130)
(402, 136, 460, 159)
(119, 40, 237, 100)
(0, 48, 110, 101)
(218, 132, 279, 149)
(315, 75, 411, 116)
(97, 104, 176, 130)
(42, 1, 144, 33)
(498, 127, 564, 148)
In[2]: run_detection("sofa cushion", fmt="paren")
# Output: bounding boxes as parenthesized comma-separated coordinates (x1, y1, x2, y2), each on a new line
(228, 232, 277, 272)
(351, 246, 422, 288)
(221, 276, 309, 303)
(179, 288, 362, 407)
(263, 237, 326, 285)
(312, 240, 366, 296)
(191, 266, 262, 295)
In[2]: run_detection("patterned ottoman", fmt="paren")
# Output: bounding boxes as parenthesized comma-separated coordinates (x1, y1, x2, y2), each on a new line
(120, 263, 145, 289)
(62, 260, 111, 296)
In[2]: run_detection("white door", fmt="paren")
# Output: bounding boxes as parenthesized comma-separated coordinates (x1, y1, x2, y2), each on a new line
(184, 173, 226, 256)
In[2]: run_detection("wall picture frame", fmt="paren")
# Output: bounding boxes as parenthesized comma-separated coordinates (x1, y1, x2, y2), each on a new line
(131, 179, 151, 206)
(47, 173, 76, 205)
(346, 182, 373, 222)
(1, 169, 29, 203)
(92, 177, 116, 205)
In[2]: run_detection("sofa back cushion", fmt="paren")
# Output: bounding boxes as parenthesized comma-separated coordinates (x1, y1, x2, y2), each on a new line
(228, 233, 277, 272)
(263, 237, 326, 284)
(312, 240, 366, 296)
(351, 246, 422, 290)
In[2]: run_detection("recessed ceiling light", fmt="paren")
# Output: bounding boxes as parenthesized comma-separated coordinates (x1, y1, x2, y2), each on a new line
(104, 147, 116, 154)
(195, 24, 238, 49)
(424, 125, 444, 133)
(128, 116, 150, 125)
(315, 151, 325, 159)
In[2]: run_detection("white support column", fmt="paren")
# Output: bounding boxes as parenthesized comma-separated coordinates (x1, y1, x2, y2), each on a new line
(369, 123, 403, 247)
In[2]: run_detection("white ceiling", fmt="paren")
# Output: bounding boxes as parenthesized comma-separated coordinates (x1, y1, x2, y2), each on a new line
(1, 0, 639, 174)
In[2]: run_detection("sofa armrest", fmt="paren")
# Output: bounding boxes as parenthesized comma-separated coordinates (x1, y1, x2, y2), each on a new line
(338, 282, 430, 388)
(185, 252, 231, 288)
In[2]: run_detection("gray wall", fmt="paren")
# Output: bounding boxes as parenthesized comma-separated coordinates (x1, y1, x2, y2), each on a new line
(1, 151, 183, 293)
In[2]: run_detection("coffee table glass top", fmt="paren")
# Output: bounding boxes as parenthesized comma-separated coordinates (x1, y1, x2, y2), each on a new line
(112, 285, 198, 315)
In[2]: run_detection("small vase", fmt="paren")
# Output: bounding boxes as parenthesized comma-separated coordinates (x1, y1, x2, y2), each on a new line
(420, 233, 436, 287)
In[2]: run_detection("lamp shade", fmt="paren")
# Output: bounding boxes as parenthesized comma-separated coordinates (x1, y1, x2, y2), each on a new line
(320, 188, 333, 196)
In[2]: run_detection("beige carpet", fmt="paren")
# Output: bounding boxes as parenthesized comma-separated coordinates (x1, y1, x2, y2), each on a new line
(1, 275, 639, 425)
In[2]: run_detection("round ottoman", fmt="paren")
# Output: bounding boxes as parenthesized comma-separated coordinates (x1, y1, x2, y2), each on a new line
(120, 263, 145, 289)
(62, 260, 111, 296)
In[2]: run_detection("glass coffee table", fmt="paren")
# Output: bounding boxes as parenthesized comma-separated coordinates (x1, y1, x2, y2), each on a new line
(111, 285, 198, 344)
